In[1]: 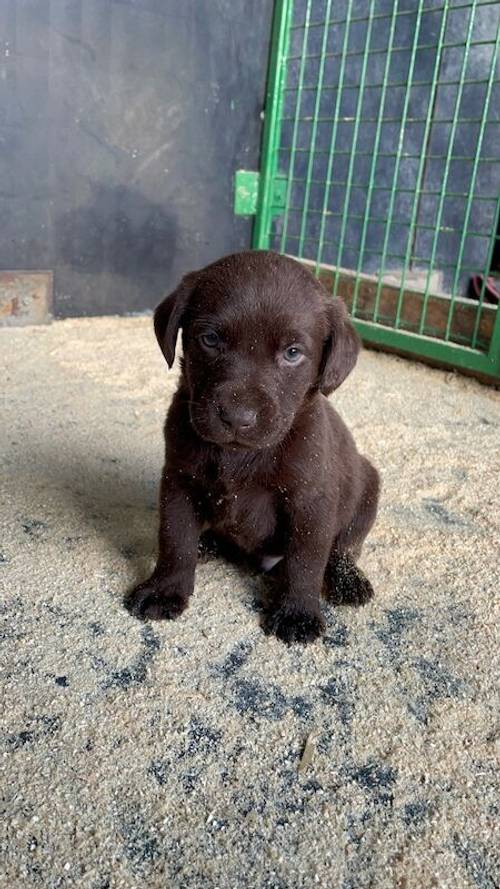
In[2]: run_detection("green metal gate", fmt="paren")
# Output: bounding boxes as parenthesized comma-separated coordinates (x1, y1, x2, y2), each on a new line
(250, 0, 500, 379)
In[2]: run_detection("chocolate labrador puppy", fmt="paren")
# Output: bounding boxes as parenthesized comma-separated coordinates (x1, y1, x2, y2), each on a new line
(126, 251, 379, 643)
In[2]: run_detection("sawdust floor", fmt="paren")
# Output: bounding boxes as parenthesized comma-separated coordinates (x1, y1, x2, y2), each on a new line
(1, 317, 499, 888)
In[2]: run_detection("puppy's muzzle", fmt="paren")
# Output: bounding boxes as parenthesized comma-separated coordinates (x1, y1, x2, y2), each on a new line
(217, 403, 257, 434)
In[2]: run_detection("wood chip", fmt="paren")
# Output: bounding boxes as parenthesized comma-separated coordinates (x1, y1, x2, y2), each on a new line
(298, 732, 317, 772)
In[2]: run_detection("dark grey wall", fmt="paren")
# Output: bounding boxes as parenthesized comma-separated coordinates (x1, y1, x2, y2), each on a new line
(0, 1, 272, 316)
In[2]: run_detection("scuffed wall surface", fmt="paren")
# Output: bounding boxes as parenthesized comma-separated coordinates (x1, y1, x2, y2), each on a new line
(0, 1, 272, 316)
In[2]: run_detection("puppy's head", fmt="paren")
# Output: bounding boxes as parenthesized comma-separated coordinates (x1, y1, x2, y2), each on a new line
(155, 251, 359, 450)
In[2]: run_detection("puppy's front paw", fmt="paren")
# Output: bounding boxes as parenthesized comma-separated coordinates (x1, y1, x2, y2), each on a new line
(125, 579, 188, 621)
(325, 553, 374, 606)
(265, 606, 325, 645)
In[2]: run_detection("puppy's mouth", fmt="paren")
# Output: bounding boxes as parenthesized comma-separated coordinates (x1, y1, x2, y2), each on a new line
(188, 394, 288, 451)
(189, 411, 275, 451)
(195, 426, 269, 451)
(225, 437, 263, 451)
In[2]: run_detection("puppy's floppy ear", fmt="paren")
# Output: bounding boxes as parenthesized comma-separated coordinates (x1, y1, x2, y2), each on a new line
(154, 271, 198, 368)
(319, 298, 360, 394)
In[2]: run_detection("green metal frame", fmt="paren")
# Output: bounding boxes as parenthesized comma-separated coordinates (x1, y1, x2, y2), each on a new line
(253, 0, 500, 380)
(253, 0, 294, 245)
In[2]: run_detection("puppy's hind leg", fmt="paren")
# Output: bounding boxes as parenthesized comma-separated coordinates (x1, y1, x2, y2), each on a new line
(324, 458, 379, 606)
(323, 550, 374, 606)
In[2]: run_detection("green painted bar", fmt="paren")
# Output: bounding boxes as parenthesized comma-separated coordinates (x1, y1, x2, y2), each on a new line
(252, 0, 293, 250)
(331, 0, 377, 298)
(445, 16, 500, 341)
(286, 207, 491, 240)
(288, 179, 497, 200)
(372, 0, 427, 323)
(484, 266, 500, 367)
(353, 319, 500, 377)
(277, 149, 499, 162)
(314, 0, 355, 275)
(286, 234, 497, 273)
(284, 76, 499, 92)
(471, 196, 500, 348)
(288, 0, 499, 30)
(279, 0, 313, 253)
(297, 0, 333, 257)
(351, 1, 402, 316)
(281, 116, 500, 126)
(393, 4, 450, 330)
(287, 36, 496, 63)
(418, 1, 477, 336)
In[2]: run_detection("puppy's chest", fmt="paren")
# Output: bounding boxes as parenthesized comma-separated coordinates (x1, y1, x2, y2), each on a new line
(201, 463, 277, 549)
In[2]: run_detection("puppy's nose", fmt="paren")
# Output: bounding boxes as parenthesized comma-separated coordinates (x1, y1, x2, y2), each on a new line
(218, 404, 257, 432)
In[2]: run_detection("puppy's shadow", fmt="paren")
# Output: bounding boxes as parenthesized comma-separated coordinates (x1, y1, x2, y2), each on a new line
(22, 439, 272, 616)
(22, 439, 159, 585)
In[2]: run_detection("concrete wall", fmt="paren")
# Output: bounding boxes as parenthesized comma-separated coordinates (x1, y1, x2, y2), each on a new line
(0, 1, 273, 317)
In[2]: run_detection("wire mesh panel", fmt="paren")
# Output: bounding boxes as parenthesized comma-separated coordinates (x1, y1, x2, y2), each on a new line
(254, 0, 500, 378)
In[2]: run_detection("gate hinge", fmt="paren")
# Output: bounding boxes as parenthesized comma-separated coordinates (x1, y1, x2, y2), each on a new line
(234, 171, 287, 217)
(270, 175, 287, 214)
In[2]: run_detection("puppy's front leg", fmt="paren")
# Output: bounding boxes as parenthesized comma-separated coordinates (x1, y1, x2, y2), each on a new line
(126, 472, 202, 621)
(267, 500, 333, 644)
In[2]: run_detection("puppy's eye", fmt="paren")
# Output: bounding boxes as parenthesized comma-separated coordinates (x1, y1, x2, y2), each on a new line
(283, 345, 304, 364)
(200, 332, 220, 349)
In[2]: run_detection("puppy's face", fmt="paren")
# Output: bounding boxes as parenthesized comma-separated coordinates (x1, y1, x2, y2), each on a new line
(155, 252, 359, 450)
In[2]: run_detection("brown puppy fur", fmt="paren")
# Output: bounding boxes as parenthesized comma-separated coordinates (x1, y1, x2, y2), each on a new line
(126, 251, 380, 643)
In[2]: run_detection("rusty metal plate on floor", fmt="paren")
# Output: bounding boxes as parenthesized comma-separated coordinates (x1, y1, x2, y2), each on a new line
(0, 271, 53, 326)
